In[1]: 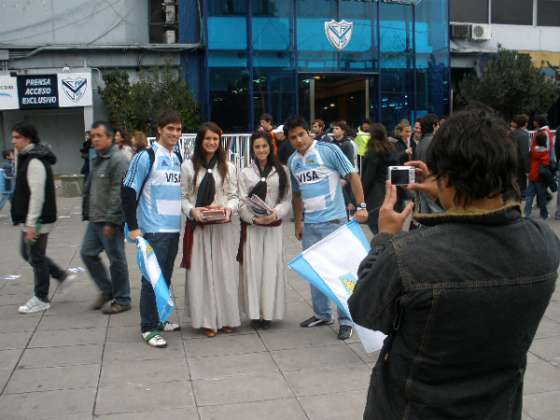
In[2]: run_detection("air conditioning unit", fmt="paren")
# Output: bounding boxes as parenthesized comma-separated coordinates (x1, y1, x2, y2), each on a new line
(450, 23, 471, 40)
(471, 24, 492, 41)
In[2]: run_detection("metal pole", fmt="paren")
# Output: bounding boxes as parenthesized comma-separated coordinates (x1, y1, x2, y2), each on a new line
(376, 0, 382, 122)
(202, 0, 210, 120)
(247, 0, 254, 131)
(412, 3, 417, 122)
(310, 78, 316, 123)
(365, 78, 370, 121)
(293, 0, 299, 116)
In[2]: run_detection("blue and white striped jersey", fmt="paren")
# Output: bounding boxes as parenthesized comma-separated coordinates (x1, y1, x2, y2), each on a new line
(122, 142, 181, 233)
(288, 140, 355, 224)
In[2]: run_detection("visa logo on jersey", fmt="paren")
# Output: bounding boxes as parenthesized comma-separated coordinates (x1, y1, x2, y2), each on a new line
(165, 172, 180, 183)
(296, 170, 320, 184)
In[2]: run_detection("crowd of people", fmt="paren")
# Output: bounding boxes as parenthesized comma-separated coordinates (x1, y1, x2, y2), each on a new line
(3, 106, 560, 419)
(5, 111, 368, 346)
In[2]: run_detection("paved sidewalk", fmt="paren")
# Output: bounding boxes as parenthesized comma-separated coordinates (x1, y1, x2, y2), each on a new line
(0, 197, 558, 420)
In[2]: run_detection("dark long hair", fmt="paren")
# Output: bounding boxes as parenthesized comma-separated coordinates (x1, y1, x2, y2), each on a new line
(192, 122, 228, 187)
(250, 131, 288, 202)
(366, 123, 394, 156)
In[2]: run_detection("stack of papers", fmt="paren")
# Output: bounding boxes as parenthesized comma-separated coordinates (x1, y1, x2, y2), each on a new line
(241, 194, 274, 216)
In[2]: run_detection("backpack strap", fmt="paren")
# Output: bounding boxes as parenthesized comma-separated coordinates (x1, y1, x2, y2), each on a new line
(136, 148, 156, 205)
(174, 150, 183, 165)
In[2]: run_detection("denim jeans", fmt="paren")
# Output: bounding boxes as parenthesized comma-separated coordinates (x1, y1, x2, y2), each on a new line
(302, 219, 352, 326)
(554, 176, 560, 220)
(140, 232, 179, 333)
(20, 232, 65, 302)
(524, 181, 548, 219)
(0, 194, 9, 211)
(80, 222, 130, 305)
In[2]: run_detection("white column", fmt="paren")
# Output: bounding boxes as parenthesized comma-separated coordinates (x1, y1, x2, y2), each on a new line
(83, 105, 94, 131)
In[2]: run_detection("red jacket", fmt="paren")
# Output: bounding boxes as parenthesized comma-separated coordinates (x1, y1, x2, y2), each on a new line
(528, 139, 550, 182)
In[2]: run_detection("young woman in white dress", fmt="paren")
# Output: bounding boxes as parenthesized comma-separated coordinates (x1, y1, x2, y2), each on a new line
(238, 131, 291, 329)
(181, 122, 240, 337)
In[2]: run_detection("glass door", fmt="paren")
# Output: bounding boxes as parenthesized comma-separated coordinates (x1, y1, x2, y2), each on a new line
(298, 74, 378, 128)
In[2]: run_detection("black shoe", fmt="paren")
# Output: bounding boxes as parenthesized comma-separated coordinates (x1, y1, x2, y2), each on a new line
(337, 325, 353, 340)
(91, 293, 112, 310)
(300, 316, 334, 328)
(260, 320, 272, 330)
(250, 319, 261, 330)
(102, 302, 131, 315)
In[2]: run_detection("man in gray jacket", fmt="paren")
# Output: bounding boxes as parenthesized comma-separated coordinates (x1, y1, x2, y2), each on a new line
(510, 114, 530, 198)
(413, 114, 441, 214)
(413, 113, 439, 163)
(81, 121, 130, 314)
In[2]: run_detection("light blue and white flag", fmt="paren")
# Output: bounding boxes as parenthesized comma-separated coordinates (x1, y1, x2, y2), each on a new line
(136, 237, 174, 323)
(288, 220, 386, 353)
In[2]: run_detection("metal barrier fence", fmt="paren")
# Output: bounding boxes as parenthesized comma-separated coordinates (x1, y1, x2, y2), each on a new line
(149, 129, 558, 174)
(148, 134, 253, 172)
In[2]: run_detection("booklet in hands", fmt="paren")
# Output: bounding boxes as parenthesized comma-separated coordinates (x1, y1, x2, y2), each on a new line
(202, 208, 227, 222)
(241, 194, 274, 216)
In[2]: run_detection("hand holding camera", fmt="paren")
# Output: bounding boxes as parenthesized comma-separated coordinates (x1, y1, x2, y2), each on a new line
(402, 160, 439, 200)
(378, 181, 415, 235)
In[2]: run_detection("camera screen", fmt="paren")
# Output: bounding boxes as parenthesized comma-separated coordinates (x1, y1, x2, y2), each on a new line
(390, 169, 412, 185)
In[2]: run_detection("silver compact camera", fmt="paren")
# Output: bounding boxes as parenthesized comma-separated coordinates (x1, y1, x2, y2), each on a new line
(387, 166, 415, 186)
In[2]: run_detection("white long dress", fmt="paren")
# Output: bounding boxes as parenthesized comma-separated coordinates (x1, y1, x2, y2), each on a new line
(181, 160, 241, 331)
(238, 164, 292, 321)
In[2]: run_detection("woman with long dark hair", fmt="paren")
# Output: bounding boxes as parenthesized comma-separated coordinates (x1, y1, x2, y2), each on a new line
(238, 132, 291, 329)
(181, 122, 240, 337)
(361, 123, 399, 234)
(114, 128, 133, 161)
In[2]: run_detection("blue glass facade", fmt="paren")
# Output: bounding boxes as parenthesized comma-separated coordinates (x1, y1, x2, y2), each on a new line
(181, 0, 450, 132)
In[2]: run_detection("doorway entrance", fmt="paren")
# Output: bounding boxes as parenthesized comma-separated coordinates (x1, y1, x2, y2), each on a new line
(299, 74, 377, 130)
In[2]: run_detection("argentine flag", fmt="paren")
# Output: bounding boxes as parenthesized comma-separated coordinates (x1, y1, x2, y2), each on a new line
(288, 220, 386, 353)
(136, 237, 174, 323)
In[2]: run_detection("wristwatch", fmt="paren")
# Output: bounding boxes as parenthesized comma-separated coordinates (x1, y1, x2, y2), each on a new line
(358, 202, 367, 210)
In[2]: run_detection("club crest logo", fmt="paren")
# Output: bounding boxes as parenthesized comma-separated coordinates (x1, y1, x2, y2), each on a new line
(324, 20, 354, 51)
(61, 77, 87, 103)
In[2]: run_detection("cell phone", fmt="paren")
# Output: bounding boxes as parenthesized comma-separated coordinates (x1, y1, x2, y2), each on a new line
(387, 166, 415, 186)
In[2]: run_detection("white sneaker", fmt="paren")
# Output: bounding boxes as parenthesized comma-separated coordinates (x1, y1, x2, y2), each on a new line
(158, 321, 181, 332)
(18, 296, 50, 314)
(59, 272, 78, 293)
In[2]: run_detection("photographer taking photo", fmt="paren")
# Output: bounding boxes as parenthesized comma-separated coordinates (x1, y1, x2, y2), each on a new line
(349, 109, 560, 420)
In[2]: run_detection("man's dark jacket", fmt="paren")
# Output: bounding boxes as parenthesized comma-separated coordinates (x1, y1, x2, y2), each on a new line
(511, 128, 530, 196)
(349, 204, 559, 420)
(11, 144, 57, 225)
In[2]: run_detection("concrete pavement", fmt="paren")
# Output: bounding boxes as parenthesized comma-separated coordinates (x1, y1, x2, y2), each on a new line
(0, 197, 558, 420)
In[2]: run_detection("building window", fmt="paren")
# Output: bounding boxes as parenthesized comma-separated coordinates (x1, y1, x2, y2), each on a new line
(149, 0, 171, 43)
(538, 0, 560, 26)
(208, 0, 248, 16)
(209, 67, 250, 132)
(450, 0, 488, 23)
(492, 0, 533, 25)
(252, 0, 293, 51)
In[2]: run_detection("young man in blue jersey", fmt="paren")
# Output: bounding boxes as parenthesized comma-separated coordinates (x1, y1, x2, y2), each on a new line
(122, 111, 183, 348)
(286, 117, 368, 340)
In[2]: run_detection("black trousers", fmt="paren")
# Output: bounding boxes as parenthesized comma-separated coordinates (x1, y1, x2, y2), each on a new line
(20, 232, 65, 302)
